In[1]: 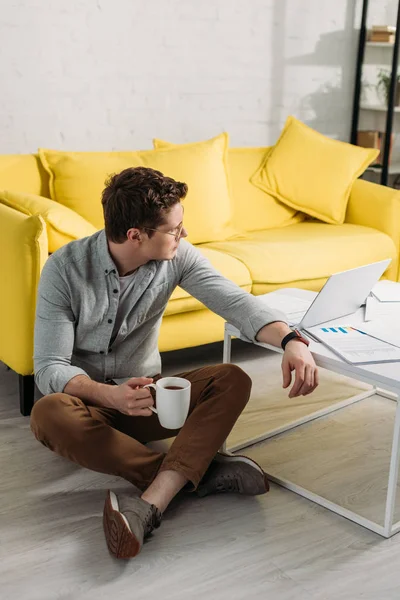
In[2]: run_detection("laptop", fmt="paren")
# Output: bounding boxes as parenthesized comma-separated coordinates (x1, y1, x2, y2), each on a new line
(287, 258, 392, 329)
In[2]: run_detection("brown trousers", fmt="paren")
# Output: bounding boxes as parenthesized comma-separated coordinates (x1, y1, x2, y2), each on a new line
(30, 364, 252, 490)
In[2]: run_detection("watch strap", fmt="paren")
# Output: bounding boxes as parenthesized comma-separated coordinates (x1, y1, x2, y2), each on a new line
(281, 329, 309, 351)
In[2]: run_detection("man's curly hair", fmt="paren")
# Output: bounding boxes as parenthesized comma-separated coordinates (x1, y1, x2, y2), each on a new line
(101, 166, 188, 243)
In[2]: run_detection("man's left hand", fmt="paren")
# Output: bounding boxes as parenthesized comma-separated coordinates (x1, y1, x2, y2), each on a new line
(281, 340, 319, 398)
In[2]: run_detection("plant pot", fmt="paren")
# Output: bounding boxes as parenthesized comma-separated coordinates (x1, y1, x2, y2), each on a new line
(386, 81, 400, 106)
(396, 82, 400, 106)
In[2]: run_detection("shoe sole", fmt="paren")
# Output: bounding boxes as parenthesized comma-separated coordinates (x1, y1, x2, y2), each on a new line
(215, 452, 270, 492)
(103, 490, 141, 559)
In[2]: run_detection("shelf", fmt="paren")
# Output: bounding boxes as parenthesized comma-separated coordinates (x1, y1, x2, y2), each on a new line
(367, 163, 400, 174)
(360, 104, 400, 112)
(366, 41, 395, 47)
(352, 2, 400, 186)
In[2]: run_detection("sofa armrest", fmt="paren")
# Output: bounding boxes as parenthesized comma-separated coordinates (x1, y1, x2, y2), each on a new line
(346, 179, 400, 281)
(0, 190, 97, 253)
(0, 202, 48, 375)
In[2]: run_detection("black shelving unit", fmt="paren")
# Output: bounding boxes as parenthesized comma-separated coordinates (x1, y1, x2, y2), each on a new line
(350, 0, 400, 187)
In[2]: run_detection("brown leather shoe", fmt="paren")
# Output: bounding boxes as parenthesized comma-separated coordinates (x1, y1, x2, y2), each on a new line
(196, 452, 270, 497)
(103, 490, 162, 559)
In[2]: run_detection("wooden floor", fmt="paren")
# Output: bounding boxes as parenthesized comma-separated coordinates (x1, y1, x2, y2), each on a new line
(2, 340, 400, 600)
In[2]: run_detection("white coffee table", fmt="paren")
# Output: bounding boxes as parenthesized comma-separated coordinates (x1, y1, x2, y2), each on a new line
(223, 287, 400, 538)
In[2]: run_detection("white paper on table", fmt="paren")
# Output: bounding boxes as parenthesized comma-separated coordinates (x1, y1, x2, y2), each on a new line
(357, 318, 400, 349)
(365, 295, 400, 321)
(371, 280, 400, 302)
(257, 292, 312, 324)
(305, 324, 400, 364)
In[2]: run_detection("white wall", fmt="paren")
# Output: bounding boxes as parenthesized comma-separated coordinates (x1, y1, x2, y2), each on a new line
(0, 0, 394, 153)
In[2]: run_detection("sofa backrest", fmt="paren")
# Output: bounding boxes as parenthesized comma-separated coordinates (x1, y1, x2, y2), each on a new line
(0, 147, 305, 240)
(0, 154, 50, 198)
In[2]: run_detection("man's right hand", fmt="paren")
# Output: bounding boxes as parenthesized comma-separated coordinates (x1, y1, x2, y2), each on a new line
(109, 377, 155, 416)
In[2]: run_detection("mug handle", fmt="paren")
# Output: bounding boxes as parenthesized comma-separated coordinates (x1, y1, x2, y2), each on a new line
(143, 383, 157, 414)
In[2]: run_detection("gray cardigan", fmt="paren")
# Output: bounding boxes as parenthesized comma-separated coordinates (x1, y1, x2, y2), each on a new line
(34, 230, 287, 395)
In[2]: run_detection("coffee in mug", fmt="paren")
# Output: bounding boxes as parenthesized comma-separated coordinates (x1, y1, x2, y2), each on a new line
(164, 385, 184, 390)
(144, 377, 191, 429)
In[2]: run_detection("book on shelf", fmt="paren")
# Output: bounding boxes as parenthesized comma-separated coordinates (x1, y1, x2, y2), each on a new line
(369, 32, 395, 43)
(371, 25, 396, 33)
(357, 130, 394, 165)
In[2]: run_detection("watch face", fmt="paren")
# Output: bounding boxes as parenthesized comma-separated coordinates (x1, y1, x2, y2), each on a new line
(293, 329, 309, 346)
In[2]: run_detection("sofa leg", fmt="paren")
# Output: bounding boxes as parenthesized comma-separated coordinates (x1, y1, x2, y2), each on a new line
(19, 375, 35, 416)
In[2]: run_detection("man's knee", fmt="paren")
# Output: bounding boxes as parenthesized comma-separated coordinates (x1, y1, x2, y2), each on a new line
(216, 363, 252, 397)
(30, 393, 74, 440)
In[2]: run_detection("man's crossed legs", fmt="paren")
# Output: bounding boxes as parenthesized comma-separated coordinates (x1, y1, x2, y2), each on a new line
(30, 364, 269, 559)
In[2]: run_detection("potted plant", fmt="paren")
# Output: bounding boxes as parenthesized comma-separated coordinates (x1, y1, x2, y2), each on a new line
(377, 68, 400, 106)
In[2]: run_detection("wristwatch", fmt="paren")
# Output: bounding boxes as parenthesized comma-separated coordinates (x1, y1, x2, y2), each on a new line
(281, 328, 310, 351)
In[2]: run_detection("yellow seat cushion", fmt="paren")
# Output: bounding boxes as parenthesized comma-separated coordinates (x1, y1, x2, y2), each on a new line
(0, 154, 50, 197)
(0, 190, 97, 253)
(227, 147, 304, 231)
(38, 150, 144, 229)
(203, 222, 396, 294)
(164, 246, 252, 316)
(251, 117, 379, 225)
(150, 134, 236, 244)
(159, 309, 226, 352)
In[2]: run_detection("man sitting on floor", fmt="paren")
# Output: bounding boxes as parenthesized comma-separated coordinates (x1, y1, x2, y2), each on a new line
(31, 167, 319, 559)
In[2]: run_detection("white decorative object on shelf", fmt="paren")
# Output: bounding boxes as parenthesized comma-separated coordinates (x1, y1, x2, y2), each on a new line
(367, 164, 400, 174)
(366, 42, 395, 47)
(360, 104, 400, 112)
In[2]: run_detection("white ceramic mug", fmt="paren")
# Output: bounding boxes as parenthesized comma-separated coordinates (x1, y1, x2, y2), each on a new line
(144, 377, 191, 429)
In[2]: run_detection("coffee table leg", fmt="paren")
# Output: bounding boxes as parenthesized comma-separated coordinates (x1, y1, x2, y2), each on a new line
(220, 329, 233, 453)
(223, 328, 232, 364)
(384, 398, 400, 536)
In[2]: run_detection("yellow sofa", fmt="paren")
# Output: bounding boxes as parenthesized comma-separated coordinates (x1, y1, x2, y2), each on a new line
(1, 145, 399, 416)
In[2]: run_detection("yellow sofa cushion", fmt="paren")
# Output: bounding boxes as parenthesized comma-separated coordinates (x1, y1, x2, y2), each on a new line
(38, 150, 144, 229)
(0, 154, 50, 197)
(0, 190, 97, 253)
(150, 134, 236, 244)
(227, 147, 304, 231)
(203, 222, 396, 293)
(164, 246, 252, 316)
(251, 117, 379, 225)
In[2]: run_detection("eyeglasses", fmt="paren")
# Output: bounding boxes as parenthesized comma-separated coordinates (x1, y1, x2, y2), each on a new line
(145, 223, 184, 242)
